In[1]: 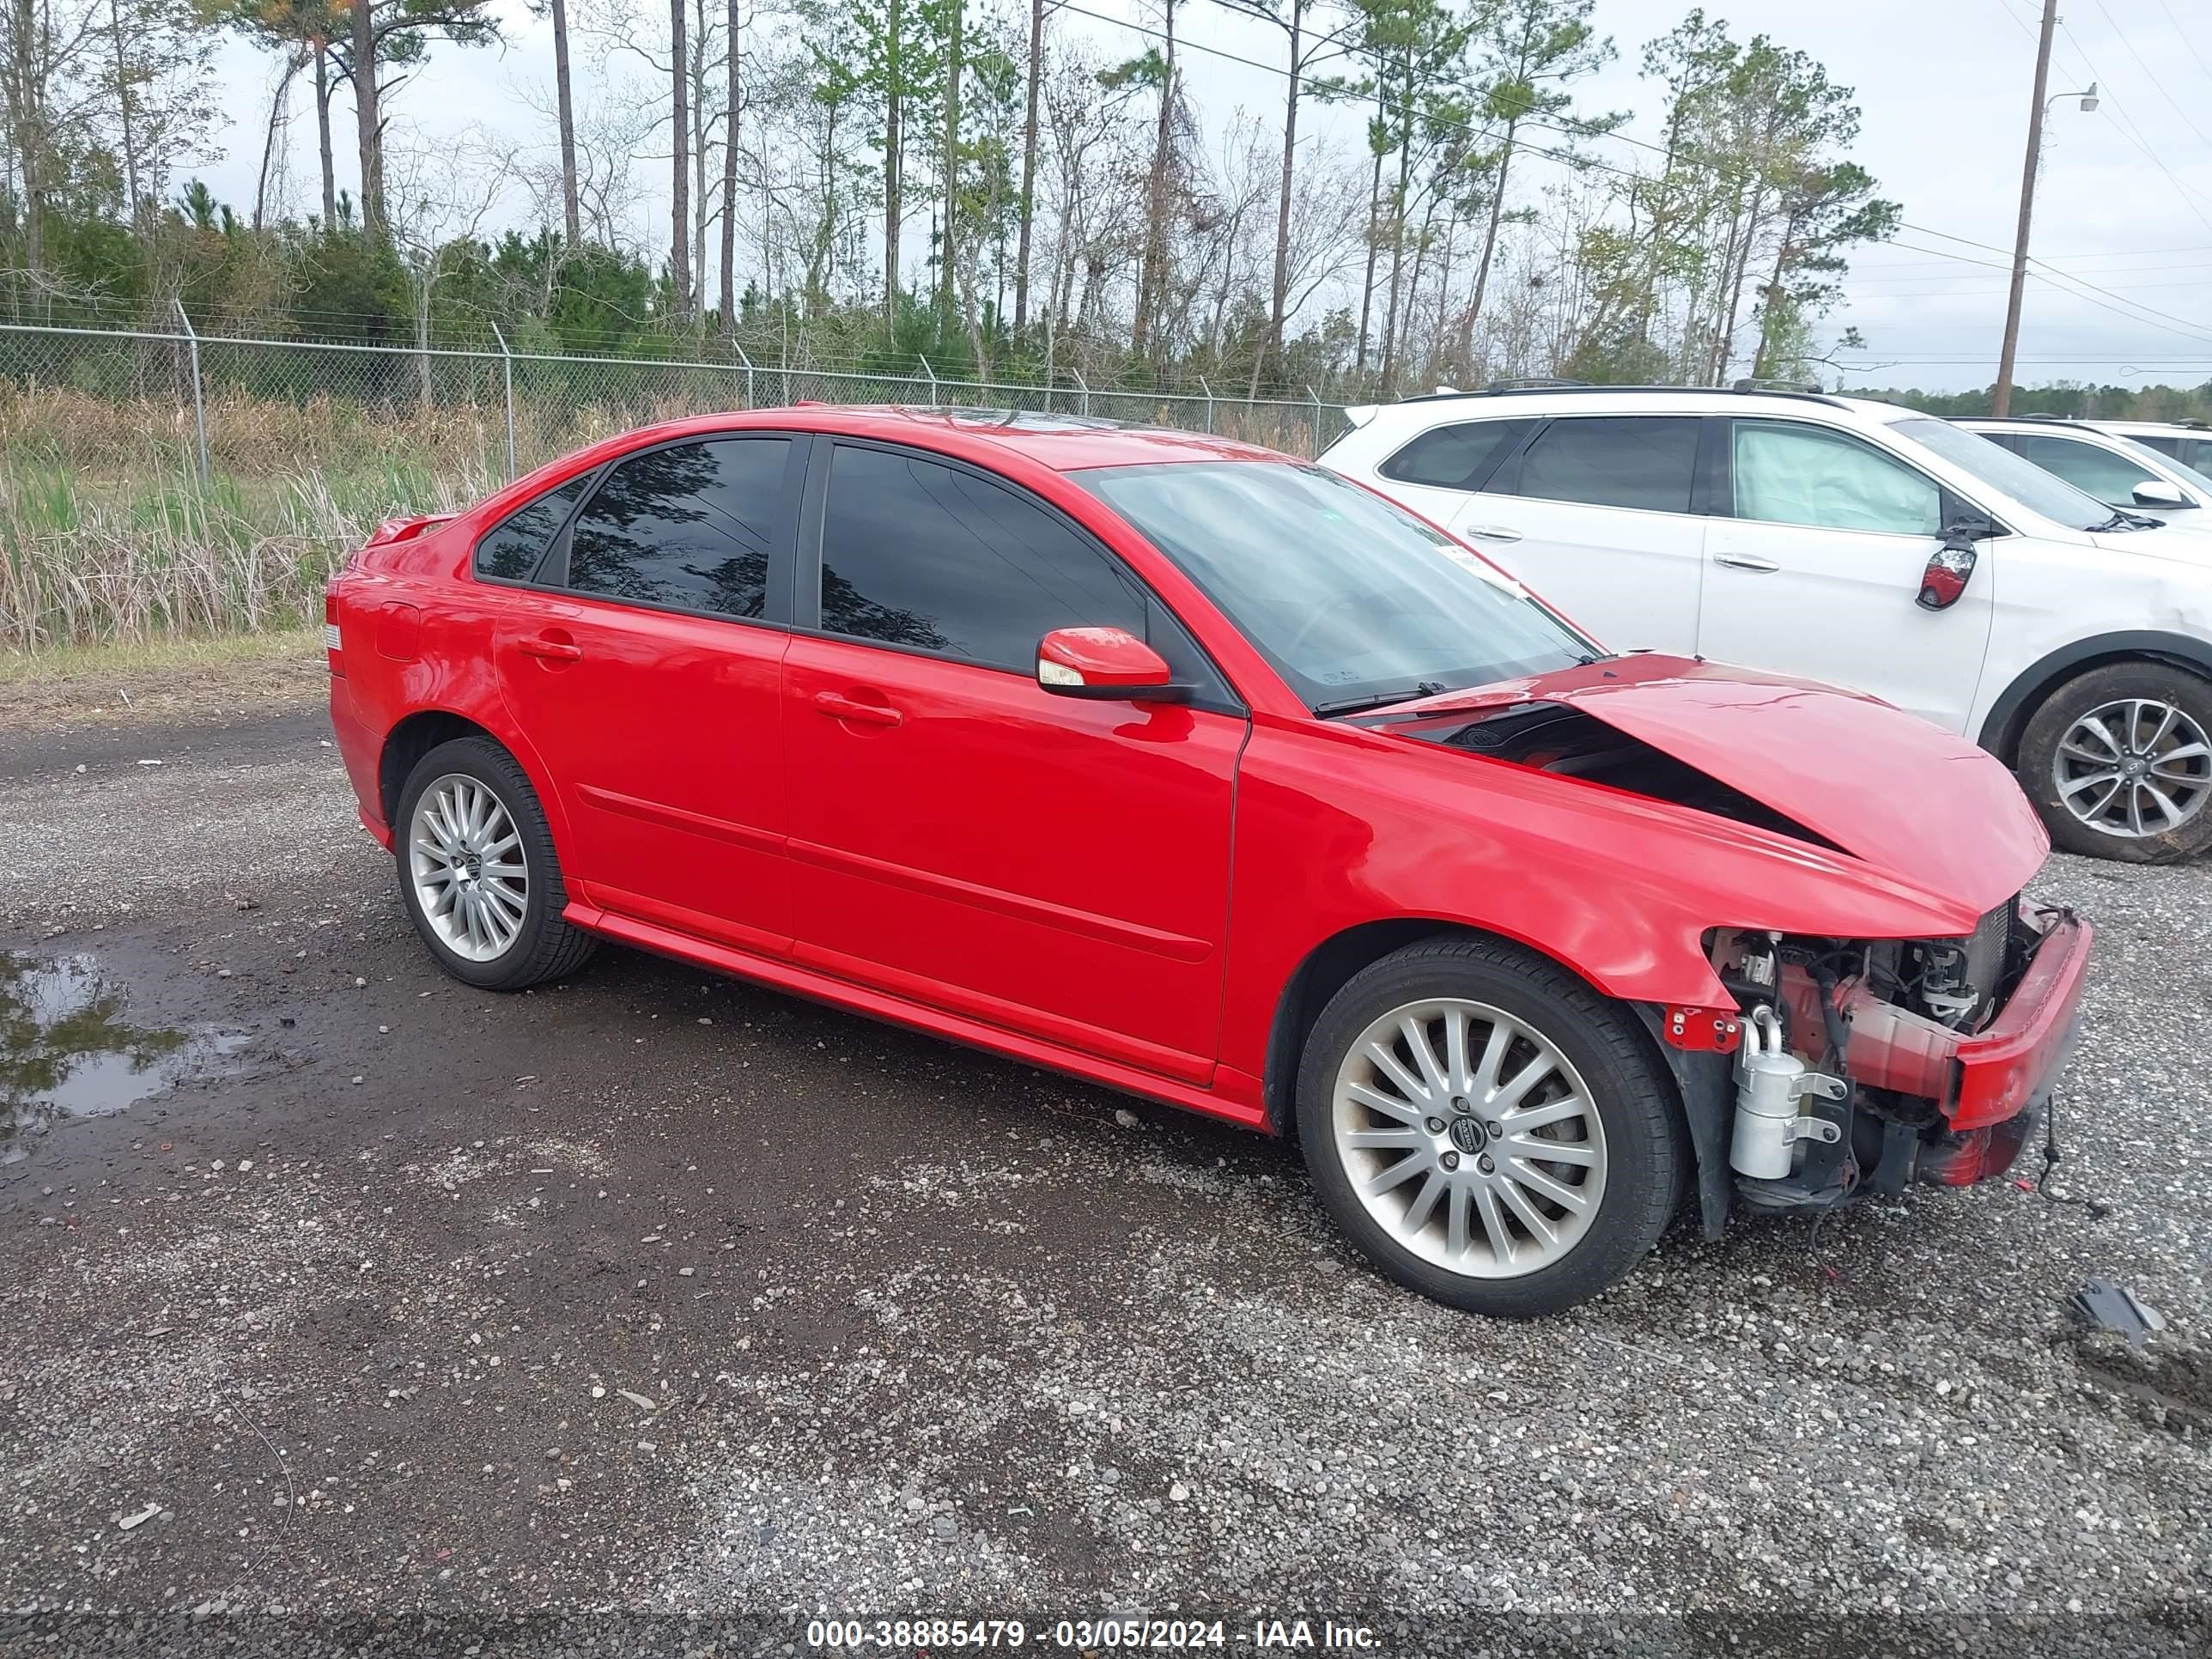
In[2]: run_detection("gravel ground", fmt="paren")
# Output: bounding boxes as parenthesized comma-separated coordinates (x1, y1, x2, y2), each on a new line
(0, 704, 2205, 1657)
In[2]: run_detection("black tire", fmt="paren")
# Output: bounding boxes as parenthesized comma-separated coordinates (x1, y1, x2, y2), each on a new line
(393, 736, 599, 990)
(1295, 937, 1686, 1317)
(2015, 661, 2212, 864)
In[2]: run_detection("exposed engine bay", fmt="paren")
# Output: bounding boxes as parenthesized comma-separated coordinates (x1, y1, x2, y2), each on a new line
(1428, 702, 1842, 847)
(1702, 912, 2044, 1213)
(1396, 683, 2088, 1228)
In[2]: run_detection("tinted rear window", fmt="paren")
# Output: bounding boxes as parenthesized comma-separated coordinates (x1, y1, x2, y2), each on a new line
(564, 438, 791, 618)
(1378, 419, 1532, 491)
(474, 475, 591, 580)
(1512, 416, 1700, 514)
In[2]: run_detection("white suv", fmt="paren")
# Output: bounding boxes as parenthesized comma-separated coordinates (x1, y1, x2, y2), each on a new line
(1954, 416, 2212, 520)
(1321, 385, 2212, 862)
(2088, 418, 2212, 471)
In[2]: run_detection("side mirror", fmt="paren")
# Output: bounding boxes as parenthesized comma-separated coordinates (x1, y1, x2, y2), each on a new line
(2131, 480, 2193, 510)
(1917, 519, 1989, 612)
(1036, 626, 1189, 702)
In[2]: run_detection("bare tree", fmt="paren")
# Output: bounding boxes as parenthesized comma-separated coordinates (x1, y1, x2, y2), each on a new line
(530, 0, 582, 244)
(1012, 0, 1042, 333)
(383, 125, 519, 399)
(719, 0, 739, 335)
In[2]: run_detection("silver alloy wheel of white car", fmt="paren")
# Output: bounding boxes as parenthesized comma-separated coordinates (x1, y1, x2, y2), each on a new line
(1330, 997, 1608, 1279)
(2051, 696, 2212, 840)
(408, 772, 531, 962)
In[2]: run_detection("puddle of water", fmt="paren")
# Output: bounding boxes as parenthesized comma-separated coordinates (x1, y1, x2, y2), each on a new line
(2, 951, 248, 1163)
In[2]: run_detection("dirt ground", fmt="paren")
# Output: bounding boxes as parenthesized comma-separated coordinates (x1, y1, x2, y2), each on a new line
(0, 630, 325, 735)
(0, 674, 2206, 1658)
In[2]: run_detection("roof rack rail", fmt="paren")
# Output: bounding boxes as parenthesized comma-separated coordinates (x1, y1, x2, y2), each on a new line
(2172, 418, 2212, 430)
(1485, 376, 1590, 392)
(1731, 376, 1820, 394)
(1397, 381, 1851, 410)
(1954, 413, 2094, 430)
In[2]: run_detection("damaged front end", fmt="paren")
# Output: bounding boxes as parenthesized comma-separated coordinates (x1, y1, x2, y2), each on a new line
(1667, 904, 2094, 1228)
(1369, 653, 2094, 1237)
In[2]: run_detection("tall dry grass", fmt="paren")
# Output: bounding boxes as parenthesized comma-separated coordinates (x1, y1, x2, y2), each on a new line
(2, 385, 523, 652)
(0, 377, 1333, 653)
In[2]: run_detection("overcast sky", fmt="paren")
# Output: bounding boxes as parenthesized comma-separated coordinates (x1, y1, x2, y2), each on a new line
(192, 0, 2212, 392)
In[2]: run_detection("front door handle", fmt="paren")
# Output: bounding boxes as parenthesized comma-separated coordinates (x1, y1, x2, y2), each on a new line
(517, 635, 583, 661)
(1462, 525, 1523, 544)
(814, 690, 902, 727)
(1712, 551, 1781, 573)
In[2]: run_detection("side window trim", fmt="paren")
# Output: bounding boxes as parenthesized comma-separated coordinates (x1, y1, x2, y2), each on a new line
(794, 435, 1245, 715)
(538, 429, 807, 627)
(471, 467, 604, 588)
(1689, 414, 1728, 518)
(1477, 418, 1545, 497)
(530, 464, 606, 588)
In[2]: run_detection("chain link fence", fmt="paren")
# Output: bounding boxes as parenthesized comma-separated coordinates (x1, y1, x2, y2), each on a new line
(0, 319, 1347, 487)
(0, 319, 1349, 649)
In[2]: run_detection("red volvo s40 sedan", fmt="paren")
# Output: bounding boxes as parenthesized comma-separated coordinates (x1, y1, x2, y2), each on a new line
(326, 408, 2093, 1316)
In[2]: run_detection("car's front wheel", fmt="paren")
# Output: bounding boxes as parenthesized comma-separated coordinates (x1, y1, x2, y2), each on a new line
(1296, 938, 1686, 1317)
(2017, 661, 2212, 863)
(394, 736, 599, 990)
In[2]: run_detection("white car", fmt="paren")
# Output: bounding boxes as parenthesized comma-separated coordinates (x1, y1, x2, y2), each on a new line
(2088, 418, 2212, 472)
(1321, 385, 2212, 862)
(1955, 416, 2212, 520)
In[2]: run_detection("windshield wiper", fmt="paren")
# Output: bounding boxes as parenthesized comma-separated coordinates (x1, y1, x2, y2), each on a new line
(2089, 510, 2158, 532)
(1314, 681, 1449, 717)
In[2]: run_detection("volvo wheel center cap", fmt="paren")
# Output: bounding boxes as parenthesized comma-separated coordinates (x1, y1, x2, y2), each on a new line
(1448, 1116, 1486, 1154)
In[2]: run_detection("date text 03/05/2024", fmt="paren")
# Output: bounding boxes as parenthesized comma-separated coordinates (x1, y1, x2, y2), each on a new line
(803, 1617, 1383, 1650)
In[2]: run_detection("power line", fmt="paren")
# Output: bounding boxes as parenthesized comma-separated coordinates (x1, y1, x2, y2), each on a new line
(2085, 0, 2212, 155)
(2150, 0, 2212, 88)
(2045, 16, 2212, 234)
(1056, 0, 2210, 354)
(1881, 228, 2212, 349)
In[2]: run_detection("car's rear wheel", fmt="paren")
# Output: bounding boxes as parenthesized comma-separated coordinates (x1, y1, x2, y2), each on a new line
(2017, 662, 2212, 863)
(394, 737, 599, 990)
(1295, 938, 1685, 1317)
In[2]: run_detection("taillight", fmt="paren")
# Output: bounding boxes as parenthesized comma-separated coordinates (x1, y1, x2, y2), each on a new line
(324, 592, 343, 675)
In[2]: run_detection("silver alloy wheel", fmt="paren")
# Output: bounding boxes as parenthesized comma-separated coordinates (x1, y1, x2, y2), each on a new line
(408, 773, 531, 963)
(1331, 998, 1607, 1279)
(2051, 697, 2212, 840)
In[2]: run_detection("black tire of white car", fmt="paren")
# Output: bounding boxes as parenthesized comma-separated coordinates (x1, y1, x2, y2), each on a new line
(1295, 937, 1687, 1317)
(2017, 662, 2212, 865)
(394, 737, 601, 991)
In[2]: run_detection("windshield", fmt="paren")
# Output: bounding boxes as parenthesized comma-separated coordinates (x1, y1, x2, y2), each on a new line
(1891, 417, 2121, 530)
(1075, 461, 1595, 713)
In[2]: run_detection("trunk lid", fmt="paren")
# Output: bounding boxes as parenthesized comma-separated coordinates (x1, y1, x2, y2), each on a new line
(1368, 655, 2048, 915)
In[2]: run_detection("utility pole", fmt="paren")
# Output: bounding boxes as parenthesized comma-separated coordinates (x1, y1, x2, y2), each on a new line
(1995, 0, 2059, 417)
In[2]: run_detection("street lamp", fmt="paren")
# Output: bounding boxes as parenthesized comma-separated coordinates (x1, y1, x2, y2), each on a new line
(1995, 0, 2100, 416)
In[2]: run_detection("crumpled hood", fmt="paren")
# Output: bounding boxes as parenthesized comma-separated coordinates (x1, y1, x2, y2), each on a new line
(1371, 656, 2049, 917)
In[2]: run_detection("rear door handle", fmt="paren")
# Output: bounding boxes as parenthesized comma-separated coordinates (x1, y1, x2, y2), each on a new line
(518, 635, 583, 661)
(815, 690, 902, 727)
(1462, 525, 1522, 544)
(1712, 551, 1781, 573)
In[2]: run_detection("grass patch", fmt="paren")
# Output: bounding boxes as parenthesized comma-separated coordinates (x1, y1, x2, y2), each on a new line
(0, 625, 326, 731)
(0, 625, 321, 687)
